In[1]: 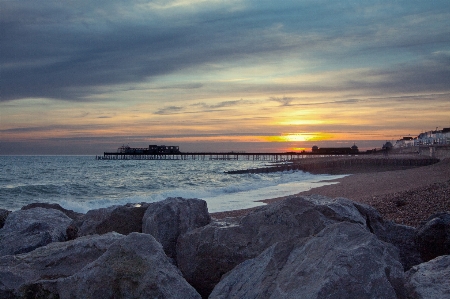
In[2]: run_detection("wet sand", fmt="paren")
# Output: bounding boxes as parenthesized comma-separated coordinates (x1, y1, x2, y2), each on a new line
(210, 157, 450, 227)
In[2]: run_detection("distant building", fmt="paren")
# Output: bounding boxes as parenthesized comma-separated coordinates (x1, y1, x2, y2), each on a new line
(394, 137, 414, 148)
(393, 128, 450, 147)
(382, 141, 393, 150)
(116, 144, 180, 154)
(418, 128, 450, 145)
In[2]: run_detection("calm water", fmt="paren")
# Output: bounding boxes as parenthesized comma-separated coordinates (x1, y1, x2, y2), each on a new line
(0, 156, 346, 213)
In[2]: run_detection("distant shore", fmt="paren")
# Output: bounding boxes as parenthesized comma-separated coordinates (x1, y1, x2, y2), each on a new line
(211, 155, 450, 227)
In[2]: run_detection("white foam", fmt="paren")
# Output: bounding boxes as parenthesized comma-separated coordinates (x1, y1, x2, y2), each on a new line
(59, 171, 346, 213)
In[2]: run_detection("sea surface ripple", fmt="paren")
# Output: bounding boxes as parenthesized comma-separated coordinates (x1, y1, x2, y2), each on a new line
(0, 156, 347, 213)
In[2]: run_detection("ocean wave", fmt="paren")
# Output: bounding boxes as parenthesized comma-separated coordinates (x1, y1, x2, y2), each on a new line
(0, 156, 346, 213)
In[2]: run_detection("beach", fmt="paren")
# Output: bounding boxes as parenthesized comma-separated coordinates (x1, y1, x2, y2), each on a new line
(2, 155, 450, 297)
(211, 156, 450, 228)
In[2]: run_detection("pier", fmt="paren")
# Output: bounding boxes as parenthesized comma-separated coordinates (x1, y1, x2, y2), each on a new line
(96, 144, 365, 161)
(96, 152, 315, 161)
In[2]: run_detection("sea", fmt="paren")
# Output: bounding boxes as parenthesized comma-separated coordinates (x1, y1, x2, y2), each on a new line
(0, 156, 347, 214)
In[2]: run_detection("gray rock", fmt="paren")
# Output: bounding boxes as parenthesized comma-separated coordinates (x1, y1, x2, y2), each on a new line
(0, 207, 72, 256)
(0, 232, 124, 296)
(71, 204, 149, 236)
(351, 199, 422, 270)
(176, 195, 371, 297)
(0, 209, 11, 229)
(210, 222, 407, 299)
(142, 197, 211, 260)
(290, 196, 421, 270)
(416, 212, 450, 262)
(46, 232, 201, 299)
(21, 202, 83, 220)
(405, 255, 450, 299)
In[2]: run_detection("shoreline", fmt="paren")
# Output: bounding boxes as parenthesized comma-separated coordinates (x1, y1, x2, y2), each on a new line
(210, 156, 450, 227)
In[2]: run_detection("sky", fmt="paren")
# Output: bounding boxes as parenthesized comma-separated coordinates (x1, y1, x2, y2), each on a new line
(1, 0, 450, 155)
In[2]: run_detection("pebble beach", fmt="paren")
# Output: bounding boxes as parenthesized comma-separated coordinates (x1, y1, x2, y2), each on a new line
(211, 156, 450, 228)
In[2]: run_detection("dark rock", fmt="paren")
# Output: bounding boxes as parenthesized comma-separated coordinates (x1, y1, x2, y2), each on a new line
(210, 222, 406, 299)
(142, 197, 211, 260)
(176, 195, 370, 297)
(0, 209, 11, 229)
(66, 225, 78, 240)
(381, 222, 422, 270)
(40, 233, 201, 298)
(405, 255, 450, 299)
(0, 232, 124, 296)
(21, 202, 83, 220)
(0, 207, 72, 256)
(70, 204, 149, 236)
(394, 199, 407, 207)
(416, 212, 450, 261)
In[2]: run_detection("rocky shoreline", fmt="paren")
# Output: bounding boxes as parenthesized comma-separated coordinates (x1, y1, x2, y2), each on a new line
(0, 195, 449, 298)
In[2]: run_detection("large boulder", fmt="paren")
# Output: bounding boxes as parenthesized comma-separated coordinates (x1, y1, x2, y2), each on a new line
(0, 207, 72, 256)
(21, 202, 83, 220)
(176, 195, 372, 297)
(350, 199, 422, 270)
(70, 203, 149, 237)
(291, 197, 421, 270)
(210, 222, 406, 299)
(0, 232, 124, 297)
(142, 197, 211, 260)
(39, 233, 201, 299)
(416, 212, 450, 262)
(405, 255, 450, 299)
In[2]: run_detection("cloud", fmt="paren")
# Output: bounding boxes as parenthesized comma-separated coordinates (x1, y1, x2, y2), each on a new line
(0, 0, 292, 102)
(192, 99, 252, 110)
(344, 53, 450, 95)
(270, 96, 295, 106)
(152, 83, 204, 90)
(154, 106, 184, 115)
(2, 0, 447, 103)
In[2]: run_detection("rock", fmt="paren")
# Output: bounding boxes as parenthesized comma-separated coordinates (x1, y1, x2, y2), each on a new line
(66, 225, 78, 240)
(381, 222, 422, 270)
(416, 212, 450, 262)
(0, 207, 72, 256)
(0, 232, 124, 296)
(71, 204, 149, 236)
(40, 233, 201, 299)
(142, 197, 211, 260)
(210, 222, 407, 299)
(296, 196, 421, 271)
(0, 209, 11, 229)
(351, 199, 422, 270)
(405, 255, 450, 299)
(21, 202, 83, 220)
(176, 195, 371, 297)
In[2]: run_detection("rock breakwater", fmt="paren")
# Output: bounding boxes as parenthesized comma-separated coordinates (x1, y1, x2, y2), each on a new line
(226, 156, 440, 175)
(0, 196, 449, 298)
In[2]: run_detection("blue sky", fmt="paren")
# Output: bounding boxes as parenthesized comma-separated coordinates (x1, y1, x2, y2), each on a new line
(1, 0, 449, 154)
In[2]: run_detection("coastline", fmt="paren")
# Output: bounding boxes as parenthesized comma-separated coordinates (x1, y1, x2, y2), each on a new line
(210, 156, 450, 227)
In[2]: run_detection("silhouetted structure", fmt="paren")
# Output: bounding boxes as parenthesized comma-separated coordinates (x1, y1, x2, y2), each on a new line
(116, 145, 180, 154)
(311, 144, 359, 155)
(98, 144, 362, 160)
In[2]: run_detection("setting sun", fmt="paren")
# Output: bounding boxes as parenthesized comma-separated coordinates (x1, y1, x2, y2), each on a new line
(264, 133, 334, 143)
